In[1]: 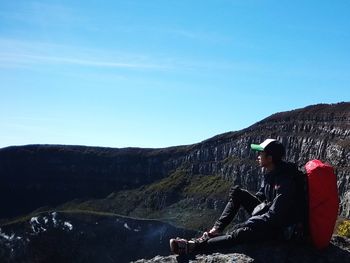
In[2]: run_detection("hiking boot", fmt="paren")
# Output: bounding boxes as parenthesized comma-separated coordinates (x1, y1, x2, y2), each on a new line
(169, 237, 196, 255)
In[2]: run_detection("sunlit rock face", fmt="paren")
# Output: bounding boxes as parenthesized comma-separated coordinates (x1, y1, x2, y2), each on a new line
(0, 102, 349, 219)
(0, 103, 349, 263)
(0, 212, 197, 263)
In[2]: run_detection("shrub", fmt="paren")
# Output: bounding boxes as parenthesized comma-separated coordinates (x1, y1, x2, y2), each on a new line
(337, 219, 350, 238)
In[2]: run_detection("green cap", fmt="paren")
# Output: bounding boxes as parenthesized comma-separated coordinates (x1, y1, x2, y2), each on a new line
(250, 139, 277, 152)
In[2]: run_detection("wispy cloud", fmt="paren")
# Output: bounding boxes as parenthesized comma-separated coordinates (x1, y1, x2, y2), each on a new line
(0, 1, 245, 73)
(0, 53, 167, 70)
(0, 37, 275, 76)
(3, 38, 331, 80)
(0, 38, 245, 74)
(0, 38, 171, 71)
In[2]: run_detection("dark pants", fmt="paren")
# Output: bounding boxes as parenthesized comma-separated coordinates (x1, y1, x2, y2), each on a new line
(195, 186, 275, 253)
(214, 186, 262, 231)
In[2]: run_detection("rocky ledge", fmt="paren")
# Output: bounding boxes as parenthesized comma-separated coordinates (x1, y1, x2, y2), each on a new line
(133, 236, 350, 263)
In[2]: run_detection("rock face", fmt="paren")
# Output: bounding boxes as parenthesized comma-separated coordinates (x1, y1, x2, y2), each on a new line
(0, 103, 349, 220)
(0, 145, 188, 218)
(164, 103, 350, 217)
(133, 236, 350, 263)
(0, 102, 349, 263)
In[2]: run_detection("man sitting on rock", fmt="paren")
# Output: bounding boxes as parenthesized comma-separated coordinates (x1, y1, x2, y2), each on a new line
(170, 139, 306, 255)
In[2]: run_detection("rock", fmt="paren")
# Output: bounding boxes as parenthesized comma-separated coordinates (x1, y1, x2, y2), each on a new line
(0, 211, 197, 263)
(132, 253, 254, 263)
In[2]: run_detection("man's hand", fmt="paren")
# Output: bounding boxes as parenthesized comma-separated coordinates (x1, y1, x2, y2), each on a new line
(197, 227, 222, 243)
(208, 226, 222, 237)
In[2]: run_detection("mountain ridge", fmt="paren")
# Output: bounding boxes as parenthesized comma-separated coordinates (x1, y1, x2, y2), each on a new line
(0, 102, 349, 224)
(1, 102, 349, 262)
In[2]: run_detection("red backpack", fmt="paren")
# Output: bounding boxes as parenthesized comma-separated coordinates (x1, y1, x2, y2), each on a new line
(305, 159, 339, 249)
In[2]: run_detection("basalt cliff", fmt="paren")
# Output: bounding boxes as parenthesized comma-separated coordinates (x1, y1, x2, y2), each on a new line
(0, 102, 349, 262)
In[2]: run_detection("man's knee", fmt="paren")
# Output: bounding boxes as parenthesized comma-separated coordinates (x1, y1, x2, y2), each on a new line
(229, 185, 243, 200)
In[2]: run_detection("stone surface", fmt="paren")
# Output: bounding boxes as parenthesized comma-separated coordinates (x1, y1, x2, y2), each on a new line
(0, 211, 197, 263)
(133, 236, 350, 263)
(133, 253, 254, 263)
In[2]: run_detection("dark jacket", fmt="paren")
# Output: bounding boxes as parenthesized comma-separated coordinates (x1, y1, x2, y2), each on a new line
(246, 161, 303, 231)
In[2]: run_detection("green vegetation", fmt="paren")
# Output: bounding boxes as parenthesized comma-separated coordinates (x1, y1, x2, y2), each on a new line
(0, 168, 233, 230)
(337, 219, 350, 238)
(54, 169, 232, 230)
(0, 168, 246, 230)
(146, 169, 189, 194)
(184, 175, 230, 198)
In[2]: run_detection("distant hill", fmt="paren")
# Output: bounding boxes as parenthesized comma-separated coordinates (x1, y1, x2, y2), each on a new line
(0, 102, 349, 230)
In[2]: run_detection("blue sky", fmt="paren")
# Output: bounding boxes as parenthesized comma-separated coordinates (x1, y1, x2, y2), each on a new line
(1, 0, 349, 148)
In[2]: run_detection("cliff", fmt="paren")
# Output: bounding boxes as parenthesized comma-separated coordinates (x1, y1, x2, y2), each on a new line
(0, 102, 349, 262)
(0, 102, 348, 224)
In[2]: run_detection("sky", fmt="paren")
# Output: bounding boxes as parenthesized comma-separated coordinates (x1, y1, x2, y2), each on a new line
(0, 0, 349, 149)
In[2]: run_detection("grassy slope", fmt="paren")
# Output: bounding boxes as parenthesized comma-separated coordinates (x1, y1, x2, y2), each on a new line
(55, 169, 232, 230)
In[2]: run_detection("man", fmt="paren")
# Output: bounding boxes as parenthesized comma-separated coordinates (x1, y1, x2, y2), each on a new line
(170, 139, 305, 255)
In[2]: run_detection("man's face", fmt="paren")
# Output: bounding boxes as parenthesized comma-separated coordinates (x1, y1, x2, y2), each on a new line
(257, 151, 273, 168)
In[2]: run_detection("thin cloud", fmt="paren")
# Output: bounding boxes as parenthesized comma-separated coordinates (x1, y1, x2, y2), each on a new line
(0, 39, 171, 71)
(0, 38, 237, 72)
(0, 53, 167, 70)
(0, 38, 266, 74)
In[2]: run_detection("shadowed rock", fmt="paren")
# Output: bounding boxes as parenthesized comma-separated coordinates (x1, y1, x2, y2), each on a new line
(133, 235, 350, 263)
(0, 211, 197, 263)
